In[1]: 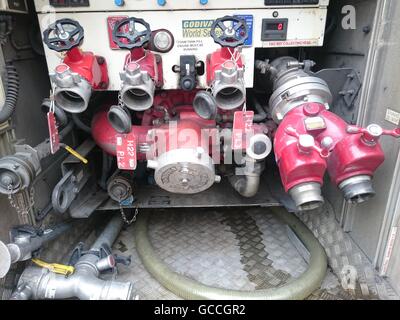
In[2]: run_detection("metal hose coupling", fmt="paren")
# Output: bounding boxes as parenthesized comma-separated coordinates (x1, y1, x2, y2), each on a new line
(12, 265, 134, 300)
(12, 216, 135, 300)
(120, 62, 155, 112)
(212, 60, 246, 111)
(0, 145, 41, 195)
(289, 182, 325, 212)
(339, 175, 376, 204)
(229, 134, 272, 198)
(50, 64, 92, 114)
(266, 57, 332, 123)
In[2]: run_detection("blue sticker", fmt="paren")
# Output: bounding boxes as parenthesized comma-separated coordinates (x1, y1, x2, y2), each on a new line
(234, 14, 254, 47)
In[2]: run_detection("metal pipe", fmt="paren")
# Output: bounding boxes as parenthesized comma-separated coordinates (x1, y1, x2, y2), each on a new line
(230, 155, 269, 198)
(252, 97, 268, 123)
(12, 216, 134, 300)
(229, 174, 260, 198)
(91, 216, 124, 251)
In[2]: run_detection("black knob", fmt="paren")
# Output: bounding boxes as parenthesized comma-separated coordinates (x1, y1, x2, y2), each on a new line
(210, 16, 249, 48)
(112, 17, 152, 50)
(43, 19, 84, 52)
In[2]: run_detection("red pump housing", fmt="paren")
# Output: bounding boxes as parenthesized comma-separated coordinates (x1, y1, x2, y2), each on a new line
(274, 102, 400, 209)
(124, 48, 163, 87)
(62, 47, 109, 90)
(206, 47, 244, 85)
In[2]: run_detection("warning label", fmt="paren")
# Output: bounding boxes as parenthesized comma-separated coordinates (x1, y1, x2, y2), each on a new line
(176, 39, 204, 52)
(385, 108, 400, 126)
(264, 39, 320, 47)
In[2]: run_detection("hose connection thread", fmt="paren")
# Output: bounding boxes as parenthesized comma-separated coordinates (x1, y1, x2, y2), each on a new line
(50, 64, 92, 114)
(339, 175, 376, 204)
(213, 61, 245, 111)
(120, 62, 155, 112)
(289, 182, 325, 211)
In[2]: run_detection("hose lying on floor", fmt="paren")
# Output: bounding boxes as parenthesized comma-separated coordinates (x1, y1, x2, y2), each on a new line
(135, 207, 328, 300)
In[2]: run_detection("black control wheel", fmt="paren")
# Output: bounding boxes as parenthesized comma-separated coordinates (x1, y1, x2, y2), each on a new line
(210, 16, 249, 48)
(43, 19, 84, 52)
(112, 17, 152, 50)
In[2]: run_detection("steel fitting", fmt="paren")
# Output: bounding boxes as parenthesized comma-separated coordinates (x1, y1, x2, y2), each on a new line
(267, 57, 332, 123)
(147, 148, 218, 194)
(0, 145, 41, 195)
(339, 175, 376, 204)
(213, 61, 246, 111)
(246, 134, 272, 161)
(120, 62, 155, 112)
(12, 216, 135, 300)
(50, 64, 92, 114)
(289, 182, 325, 211)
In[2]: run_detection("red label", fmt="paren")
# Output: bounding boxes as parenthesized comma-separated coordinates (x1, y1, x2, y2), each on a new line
(107, 16, 129, 50)
(232, 111, 254, 150)
(116, 134, 137, 171)
(47, 112, 60, 154)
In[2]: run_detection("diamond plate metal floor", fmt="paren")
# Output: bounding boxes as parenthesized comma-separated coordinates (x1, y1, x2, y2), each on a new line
(112, 208, 360, 300)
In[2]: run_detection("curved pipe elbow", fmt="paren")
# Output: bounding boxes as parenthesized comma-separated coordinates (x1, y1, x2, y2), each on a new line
(229, 174, 260, 198)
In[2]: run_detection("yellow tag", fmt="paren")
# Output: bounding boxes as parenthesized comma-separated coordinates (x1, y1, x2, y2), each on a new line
(32, 259, 75, 276)
(62, 145, 89, 164)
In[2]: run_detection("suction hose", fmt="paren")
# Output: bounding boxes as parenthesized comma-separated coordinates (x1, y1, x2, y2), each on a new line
(135, 207, 327, 300)
(0, 64, 19, 124)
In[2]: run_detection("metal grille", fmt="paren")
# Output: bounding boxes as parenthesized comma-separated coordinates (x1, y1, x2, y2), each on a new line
(297, 204, 399, 300)
(222, 212, 292, 289)
(109, 207, 399, 300)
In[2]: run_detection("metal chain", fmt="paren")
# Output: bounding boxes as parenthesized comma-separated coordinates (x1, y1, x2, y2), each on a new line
(119, 205, 139, 225)
(117, 92, 125, 108)
(7, 185, 35, 223)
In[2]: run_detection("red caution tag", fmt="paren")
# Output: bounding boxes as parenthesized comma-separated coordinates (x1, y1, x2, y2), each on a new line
(107, 16, 129, 49)
(47, 112, 60, 154)
(232, 111, 254, 150)
(116, 134, 137, 171)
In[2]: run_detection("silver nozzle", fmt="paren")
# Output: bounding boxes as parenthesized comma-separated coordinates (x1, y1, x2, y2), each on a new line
(213, 61, 246, 111)
(289, 182, 324, 211)
(120, 63, 155, 112)
(339, 175, 375, 204)
(51, 65, 92, 114)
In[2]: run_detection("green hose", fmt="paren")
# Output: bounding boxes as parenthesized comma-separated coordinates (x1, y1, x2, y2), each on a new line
(135, 207, 327, 300)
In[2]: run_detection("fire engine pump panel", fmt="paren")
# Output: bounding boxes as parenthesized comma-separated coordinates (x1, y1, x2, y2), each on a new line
(0, 0, 400, 301)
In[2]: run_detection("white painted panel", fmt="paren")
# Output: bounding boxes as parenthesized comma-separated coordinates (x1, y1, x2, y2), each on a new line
(34, 0, 330, 12)
(37, 8, 327, 90)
